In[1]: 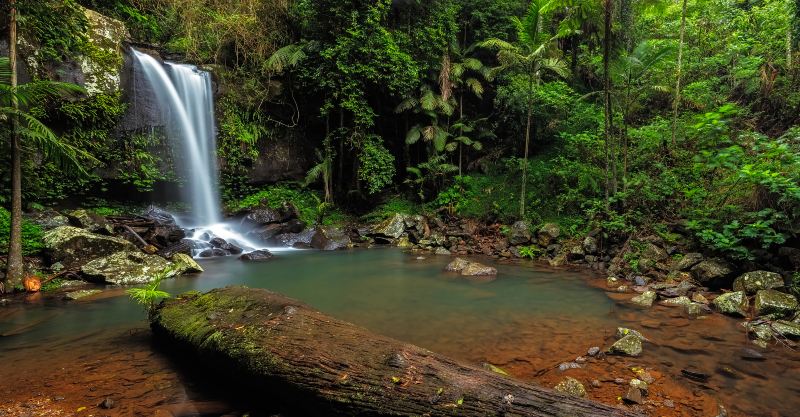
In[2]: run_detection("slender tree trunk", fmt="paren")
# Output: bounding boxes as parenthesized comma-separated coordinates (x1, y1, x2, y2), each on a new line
(520, 73, 533, 219)
(338, 108, 344, 193)
(5, 0, 24, 291)
(671, 0, 688, 148)
(458, 94, 463, 176)
(602, 0, 613, 209)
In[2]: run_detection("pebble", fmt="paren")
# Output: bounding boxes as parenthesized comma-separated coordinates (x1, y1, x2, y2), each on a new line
(558, 362, 582, 372)
(740, 348, 766, 361)
(663, 399, 675, 408)
(623, 386, 644, 404)
(99, 398, 115, 409)
(415, 256, 426, 260)
(591, 379, 602, 388)
(587, 346, 601, 356)
(681, 367, 710, 382)
(574, 356, 587, 363)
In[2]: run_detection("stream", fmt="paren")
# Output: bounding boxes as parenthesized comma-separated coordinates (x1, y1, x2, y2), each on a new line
(1, 249, 798, 416)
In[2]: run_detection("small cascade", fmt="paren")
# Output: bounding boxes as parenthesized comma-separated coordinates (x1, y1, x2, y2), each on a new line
(131, 49, 264, 256)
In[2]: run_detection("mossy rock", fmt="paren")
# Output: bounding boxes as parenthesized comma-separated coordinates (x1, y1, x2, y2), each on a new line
(81, 250, 175, 285)
(754, 290, 799, 317)
(733, 271, 784, 295)
(713, 291, 749, 317)
(608, 334, 643, 356)
(44, 226, 136, 268)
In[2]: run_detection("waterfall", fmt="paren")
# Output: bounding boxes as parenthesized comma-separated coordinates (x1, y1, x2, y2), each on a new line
(131, 49, 220, 226)
(131, 49, 268, 255)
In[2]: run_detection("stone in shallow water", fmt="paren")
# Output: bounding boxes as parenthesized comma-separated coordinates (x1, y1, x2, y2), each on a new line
(553, 377, 585, 397)
(444, 258, 497, 276)
(608, 334, 643, 356)
(660, 295, 692, 307)
(615, 327, 647, 341)
(239, 250, 274, 262)
(64, 289, 102, 300)
(771, 320, 800, 338)
(684, 302, 711, 318)
(623, 386, 644, 404)
(754, 290, 798, 317)
(713, 291, 749, 317)
(733, 271, 784, 295)
(587, 346, 600, 356)
(630, 291, 656, 307)
(558, 362, 582, 372)
(171, 253, 203, 274)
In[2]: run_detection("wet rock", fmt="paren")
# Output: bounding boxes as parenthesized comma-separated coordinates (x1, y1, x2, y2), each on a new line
(607, 276, 621, 288)
(44, 226, 137, 268)
(684, 302, 711, 318)
(64, 289, 102, 300)
(434, 247, 451, 256)
(630, 291, 657, 307)
(629, 378, 648, 393)
(691, 258, 734, 286)
(66, 209, 112, 234)
(444, 258, 497, 276)
(744, 322, 774, 343)
(633, 276, 650, 287)
(691, 293, 709, 304)
(239, 250, 274, 262)
(681, 367, 710, 382)
(209, 237, 228, 248)
(623, 387, 644, 404)
(198, 248, 227, 257)
(712, 291, 749, 317)
(371, 213, 412, 239)
(567, 245, 585, 261)
(537, 223, 560, 246)
(771, 320, 800, 338)
(608, 334, 642, 356)
(587, 346, 601, 357)
(311, 227, 351, 251)
(732, 271, 784, 295)
(81, 251, 176, 285)
(659, 296, 692, 307)
(241, 205, 298, 226)
(754, 290, 798, 317)
(616, 327, 646, 341)
(171, 253, 203, 274)
(553, 377, 586, 397)
(482, 363, 508, 376)
(676, 253, 704, 271)
(268, 229, 315, 247)
(657, 279, 697, 298)
(508, 221, 531, 245)
(99, 398, 115, 409)
(740, 348, 766, 361)
(582, 236, 598, 254)
(558, 362, 582, 372)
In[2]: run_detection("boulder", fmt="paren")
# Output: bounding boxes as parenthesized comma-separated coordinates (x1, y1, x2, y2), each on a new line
(754, 290, 799, 317)
(66, 209, 112, 234)
(684, 302, 711, 318)
(44, 226, 137, 268)
(771, 320, 800, 338)
(81, 251, 176, 285)
(267, 229, 316, 248)
(630, 291, 657, 308)
(444, 258, 497, 276)
(641, 242, 668, 262)
(371, 213, 412, 239)
(508, 221, 531, 245)
(659, 296, 692, 307)
(25, 209, 69, 230)
(239, 250, 274, 262)
(553, 377, 586, 398)
(712, 291, 749, 317)
(241, 204, 298, 227)
(537, 223, 561, 246)
(582, 236, 598, 254)
(171, 253, 203, 274)
(608, 334, 642, 356)
(311, 227, 351, 251)
(676, 253, 704, 271)
(199, 248, 227, 257)
(732, 271, 784, 295)
(691, 258, 734, 286)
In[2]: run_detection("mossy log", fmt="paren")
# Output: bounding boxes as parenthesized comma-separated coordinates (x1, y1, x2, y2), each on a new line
(151, 286, 640, 417)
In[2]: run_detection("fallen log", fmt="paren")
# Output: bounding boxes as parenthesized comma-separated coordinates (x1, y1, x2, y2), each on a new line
(151, 287, 641, 417)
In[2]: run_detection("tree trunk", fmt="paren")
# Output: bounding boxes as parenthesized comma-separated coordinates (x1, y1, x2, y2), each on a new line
(458, 93, 464, 176)
(671, 0, 688, 148)
(151, 287, 642, 417)
(521, 74, 533, 219)
(5, 0, 24, 291)
(602, 0, 613, 209)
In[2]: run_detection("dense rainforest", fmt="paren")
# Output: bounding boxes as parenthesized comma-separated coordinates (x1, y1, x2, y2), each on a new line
(1, 0, 800, 415)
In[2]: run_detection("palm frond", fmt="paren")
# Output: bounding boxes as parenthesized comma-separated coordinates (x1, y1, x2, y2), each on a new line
(405, 125, 422, 144)
(465, 78, 484, 97)
(264, 43, 306, 73)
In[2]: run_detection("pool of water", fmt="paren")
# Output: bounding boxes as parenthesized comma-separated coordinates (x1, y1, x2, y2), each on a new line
(1, 249, 799, 416)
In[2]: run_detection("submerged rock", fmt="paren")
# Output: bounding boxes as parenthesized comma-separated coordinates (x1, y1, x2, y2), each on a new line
(239, 250, 274, 262)
(713, 291, 749, 317)
(684, 302, 711, 318)
(81, 251, 176, 285)
(733, 271, 784, 295)
(171, 253, 203, 274)
(44, 226, 137, 268)
(754, 290, 799, 317)
(608, 334, 643, 356)
(630, 291, 657, 307)
(64, 289, 102, 300)
(554, 377, 586, 397)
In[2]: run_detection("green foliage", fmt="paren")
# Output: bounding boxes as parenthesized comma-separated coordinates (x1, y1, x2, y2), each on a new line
(127, 268, 172, 314)
(357, 135, 396, 195)
(517, 245, 542, 259)
(0, 208, 44, 256)
(18, 0, 89, 64)
(228, 185, 323, 226)
(362, 197, 420, 223)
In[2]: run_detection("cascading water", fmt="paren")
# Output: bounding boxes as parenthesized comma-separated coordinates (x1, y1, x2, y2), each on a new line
(131, 49, 264, 256)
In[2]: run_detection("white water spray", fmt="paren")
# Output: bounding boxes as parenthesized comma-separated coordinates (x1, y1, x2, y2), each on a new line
(131, 49, 266, 254)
